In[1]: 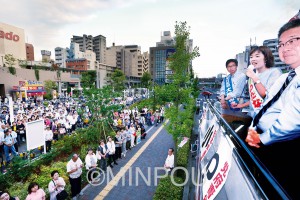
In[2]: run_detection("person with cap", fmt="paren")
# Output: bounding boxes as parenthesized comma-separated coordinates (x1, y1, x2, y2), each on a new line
(85, 148, 97, 183)
(44, 125, 53, 152)
(2, 129, 18, 164)
(66, 153, 83, 199)
(0, 191, 20, 200)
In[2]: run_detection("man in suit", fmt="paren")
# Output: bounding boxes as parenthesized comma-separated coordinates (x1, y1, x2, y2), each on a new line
(245, 19, 300, 199)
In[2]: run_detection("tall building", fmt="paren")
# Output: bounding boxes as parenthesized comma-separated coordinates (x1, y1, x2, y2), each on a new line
(236, 45, 252, 73)
(54, 47, 68, 68)
(55, 42, 97, 70)
(71, 34, 106, 63)
(41, 50, 51, 62)
(150, 31, 177, 85)
(141, 51, 149, 73)
(150, 31, 194, 85)
(106, 43, 149, 87)
(106, 43, 123, 67)
(263, 39, 289, 72)
(26, 43, 34, 61)
(150, 46, 175, 85)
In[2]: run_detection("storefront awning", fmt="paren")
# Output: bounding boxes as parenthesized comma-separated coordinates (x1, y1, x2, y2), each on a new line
(12, 88, 46, 96)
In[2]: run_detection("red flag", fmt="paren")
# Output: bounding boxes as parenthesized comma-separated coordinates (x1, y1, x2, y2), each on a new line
(289, 10, 300, 22)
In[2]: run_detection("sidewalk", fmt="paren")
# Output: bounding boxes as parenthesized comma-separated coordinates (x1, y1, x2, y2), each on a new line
(78, 121, 174, 200)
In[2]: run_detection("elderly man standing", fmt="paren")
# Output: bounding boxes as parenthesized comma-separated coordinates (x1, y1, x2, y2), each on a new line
(67, 154, 83, 200)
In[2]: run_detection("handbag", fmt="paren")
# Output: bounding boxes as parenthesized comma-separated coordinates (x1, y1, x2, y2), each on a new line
(52, 180, 69, 200)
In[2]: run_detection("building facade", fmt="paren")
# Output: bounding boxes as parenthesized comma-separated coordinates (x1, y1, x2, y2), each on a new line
(55, 47, 68, 68)
(0, 22, 26, 66)
(263, 39, 289, 72)
(142, 51, 149, 73)
(71, 34, 106, 63)
(150, 46, 175, 85)
(149, 31, 193, 85)
(26, 43, 34, 61)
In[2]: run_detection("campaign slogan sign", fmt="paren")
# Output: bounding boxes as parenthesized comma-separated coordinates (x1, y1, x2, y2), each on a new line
(201, 136, 232, 200)
(200, 116, 219, 161)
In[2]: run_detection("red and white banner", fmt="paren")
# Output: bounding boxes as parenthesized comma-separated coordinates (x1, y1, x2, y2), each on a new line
(200, 116, 219, 161)
(202, 136, 232, 200)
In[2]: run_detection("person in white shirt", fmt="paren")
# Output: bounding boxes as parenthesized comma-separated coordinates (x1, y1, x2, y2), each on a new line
(164, 148, 174, 174)
(8, 128, 18, 153)
(85, 148, 98, 183)
(106, 136, 118, 168)
(67, 154, 83, 199)
(48, 170, 66, 200)
(2, 129, 18, 164)
(44, 126, 53, 152)
(129, 124, 136, 148)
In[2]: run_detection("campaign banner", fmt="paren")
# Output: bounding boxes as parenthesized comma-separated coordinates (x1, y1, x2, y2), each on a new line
(202, 136, 232, 200)
(200, 116, 219, 161)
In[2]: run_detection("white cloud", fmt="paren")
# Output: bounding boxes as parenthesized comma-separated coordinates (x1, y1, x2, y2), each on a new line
(1, 0, 299, 78)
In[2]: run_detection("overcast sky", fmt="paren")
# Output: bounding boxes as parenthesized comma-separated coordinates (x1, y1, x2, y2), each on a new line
(1, 0, 299, 77)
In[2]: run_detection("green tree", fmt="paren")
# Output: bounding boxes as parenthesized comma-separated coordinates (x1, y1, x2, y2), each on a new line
(44, 80, 57, 99)
(141, 72, 152, 88)
(155, 21, 200, 170)
(83, 86, 122, 124)
(44, 80, 57, 93)
(4, 54, 16, 67)
(111, 69, 126, 91)
(81, 70, 97, 89)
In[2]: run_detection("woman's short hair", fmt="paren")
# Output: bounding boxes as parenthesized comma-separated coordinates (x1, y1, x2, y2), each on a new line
(28, 182, 39, 194)
(51, 170, 59, 177)
(250, 46, 274, 68)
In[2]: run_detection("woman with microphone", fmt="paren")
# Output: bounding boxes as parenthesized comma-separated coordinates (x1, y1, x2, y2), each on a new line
(231, 46, 282, 118)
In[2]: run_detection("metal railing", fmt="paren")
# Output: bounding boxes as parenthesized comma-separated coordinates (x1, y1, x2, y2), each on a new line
(206, 100, 290, 199)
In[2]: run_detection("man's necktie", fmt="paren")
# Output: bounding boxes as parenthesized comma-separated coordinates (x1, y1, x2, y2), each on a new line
(252, 70, 296, 127)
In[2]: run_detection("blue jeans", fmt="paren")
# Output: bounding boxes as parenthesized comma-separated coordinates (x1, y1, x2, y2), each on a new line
(4, 145, 18, 163)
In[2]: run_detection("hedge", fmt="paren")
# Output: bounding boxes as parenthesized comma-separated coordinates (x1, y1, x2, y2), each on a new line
(0, 121, 116, 199)
(153, 176, 184, 200)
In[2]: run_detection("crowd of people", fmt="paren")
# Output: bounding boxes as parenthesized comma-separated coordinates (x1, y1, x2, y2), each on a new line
(0, 96, 91, 169)
(219, 19, 300, 199)
(0, 91, 170, 199)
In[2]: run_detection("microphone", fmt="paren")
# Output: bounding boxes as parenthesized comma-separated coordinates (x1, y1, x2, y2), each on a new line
(246, 64, 256, 80)
(248, 64, 254, 70)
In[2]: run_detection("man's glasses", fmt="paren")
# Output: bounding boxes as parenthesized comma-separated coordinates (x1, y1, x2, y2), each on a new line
(276, 37, 300, 51)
